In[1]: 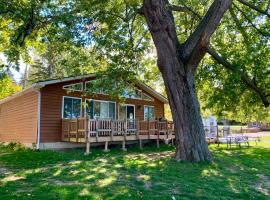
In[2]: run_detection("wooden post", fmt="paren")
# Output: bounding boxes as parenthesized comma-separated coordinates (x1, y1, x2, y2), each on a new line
(217, 125, 219, 142)
(156, 120, 160, 148)
(135, 120, 139, 139)
(68, 120, 71, 142)
(110, 120, 113, 141)
(124, 120, 127, 141)
(85, 119, 91, 155)
(122, 140, 127, 151)
(96, 120, 99, 142)
(139, 139, 143, 150)
(148, 120, 150, 140)
(76, 119, 79, 142)
(122, 120, 127, 151)
(104, 141, 109, 152)
(85, 141, 91, 155)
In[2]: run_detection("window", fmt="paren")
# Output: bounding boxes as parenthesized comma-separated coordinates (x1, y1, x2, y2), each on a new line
(63, 83, 83, 92)
(62, 97, 82, 119)
(144, 106, 155, 120)
(85, 80, 110, 94)
(85, 99, 116, 119)
(119, 104, 135, 120)
(122, 86, 142, 99)
(142, 93, 154, 101)
(85, 80, 102, 94)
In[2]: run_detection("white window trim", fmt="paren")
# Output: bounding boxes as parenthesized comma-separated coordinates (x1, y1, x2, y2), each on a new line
(85, 99, 116, 119)
(118, 104, 136, 120)
(62, 96, 83, 119)
(142, 93, 154, 101)
(63, 82, 83, 92)
(144, 105, 155, 120)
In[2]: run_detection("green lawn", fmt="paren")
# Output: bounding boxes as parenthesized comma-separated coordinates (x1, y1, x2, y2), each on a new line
(0, 136, 270, 200)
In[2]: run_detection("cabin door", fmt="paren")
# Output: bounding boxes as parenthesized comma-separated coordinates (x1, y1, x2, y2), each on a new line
(119, 104, 135, 121)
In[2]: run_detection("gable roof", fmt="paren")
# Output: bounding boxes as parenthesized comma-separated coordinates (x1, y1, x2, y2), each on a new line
(0, 74, 168, 105)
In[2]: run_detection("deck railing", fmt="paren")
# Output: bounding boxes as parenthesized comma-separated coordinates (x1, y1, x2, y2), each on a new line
(62, 118, 175, 143)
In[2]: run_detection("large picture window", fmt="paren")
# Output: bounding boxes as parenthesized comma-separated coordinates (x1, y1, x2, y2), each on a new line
(144, 106, 155, 120)
(62, 97, 82, 119)
(85, 99, 116, 119)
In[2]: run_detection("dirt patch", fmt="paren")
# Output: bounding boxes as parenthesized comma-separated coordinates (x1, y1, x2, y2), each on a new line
(0, 167, 12, 175)
(47, 178, 88, 187)
(146, 151, 174, 159)
(144, 181, 152, 190)
(255, 174, 270, 197)
(16, 188, 34, 193)
(51, 180, 81, 186)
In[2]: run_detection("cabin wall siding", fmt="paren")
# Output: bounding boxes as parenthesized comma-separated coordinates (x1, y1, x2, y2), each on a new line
(0, 91, 38, 144)
(40, 78, 165, 143)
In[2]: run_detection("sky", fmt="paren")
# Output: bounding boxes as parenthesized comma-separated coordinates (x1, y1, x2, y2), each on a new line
(0, 53, 26, 83)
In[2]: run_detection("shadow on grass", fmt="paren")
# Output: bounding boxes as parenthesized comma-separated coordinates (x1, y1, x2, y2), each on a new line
(0, 143, 269, 200)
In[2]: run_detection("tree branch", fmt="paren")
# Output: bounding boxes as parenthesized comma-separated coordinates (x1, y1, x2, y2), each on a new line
(229, 7, 250, 46)
(237, 0, 270, 18)
(207, 46, 270, 107)
(169, 4, 190, 12)
(181, 0, 232, 69)
(14, 7, 36, 46)
(170, 4, 201, 19)
(233, 3, 270, 38)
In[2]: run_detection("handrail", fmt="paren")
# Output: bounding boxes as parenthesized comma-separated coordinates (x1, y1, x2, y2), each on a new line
(61, 118, 175, 142)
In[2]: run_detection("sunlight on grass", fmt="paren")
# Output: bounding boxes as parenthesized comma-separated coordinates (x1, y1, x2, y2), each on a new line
(79, 188, 90, 196)
(53, 169, 62, 176)
(97, 176, 117, 187)
(137, 174, 151, 181)
(201, 169, 220, 177)
(1, 175, 25, 183)
(0, 135, 269, 199)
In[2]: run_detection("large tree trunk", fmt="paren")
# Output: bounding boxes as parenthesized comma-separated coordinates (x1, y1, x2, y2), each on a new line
(153, 38, 212, 161)
(162, 67, 212, 162)
(143, 0, 231, 162)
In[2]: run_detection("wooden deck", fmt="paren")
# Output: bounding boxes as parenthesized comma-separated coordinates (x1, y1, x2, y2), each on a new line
(62, 118, 175, 153)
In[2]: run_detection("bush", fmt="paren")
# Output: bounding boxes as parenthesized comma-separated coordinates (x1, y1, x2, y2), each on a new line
(5, 142, 26, 151)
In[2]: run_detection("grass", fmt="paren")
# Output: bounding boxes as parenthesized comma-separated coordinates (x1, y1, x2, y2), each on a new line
(0, 135, 270, 200)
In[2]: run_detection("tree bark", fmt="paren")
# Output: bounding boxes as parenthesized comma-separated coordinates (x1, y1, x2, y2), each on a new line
(142, 0, 231, 162)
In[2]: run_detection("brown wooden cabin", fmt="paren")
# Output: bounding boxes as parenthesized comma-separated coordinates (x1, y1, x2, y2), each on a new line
(0, 74, 174, 151)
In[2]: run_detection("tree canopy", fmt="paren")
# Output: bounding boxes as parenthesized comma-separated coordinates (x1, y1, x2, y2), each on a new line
(0, 0, 269, 122)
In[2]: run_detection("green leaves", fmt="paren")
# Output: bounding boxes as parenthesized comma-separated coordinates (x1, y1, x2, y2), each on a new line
(0, 0, 269, 121)
(0, 73, 22, 100)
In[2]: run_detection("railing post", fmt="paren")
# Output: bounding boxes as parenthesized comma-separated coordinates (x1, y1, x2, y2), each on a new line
(110, 120, 113, 141)
(75, 118, 78, 142)
(122, 120, 127, 151)
(135, 119, 139, 139)
(156, 120, 160, 148)
(217, 125, 219, 142)
(96, 120, 99, 142)
(68, 120, 71, 142)
(85, 117, 91, 155)
(124, 119, 127, 141)
(148, 120, 150, 139)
